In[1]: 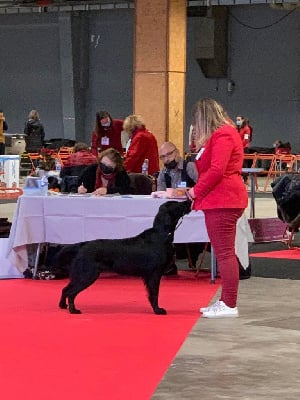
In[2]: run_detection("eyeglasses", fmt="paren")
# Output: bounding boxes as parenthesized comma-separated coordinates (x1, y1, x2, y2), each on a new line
(159, 148, 176, 160)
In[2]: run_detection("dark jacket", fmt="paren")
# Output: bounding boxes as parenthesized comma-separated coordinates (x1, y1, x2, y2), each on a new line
(24, 119, 45, 153)
(77, 163, 131, 194)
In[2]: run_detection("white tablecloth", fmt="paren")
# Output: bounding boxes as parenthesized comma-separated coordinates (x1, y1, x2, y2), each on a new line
(6, 194, 253, 273)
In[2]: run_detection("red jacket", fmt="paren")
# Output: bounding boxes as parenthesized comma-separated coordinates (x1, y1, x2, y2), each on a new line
(63, 150, 97, 168)
(238, 125, 252, 148)
(124, 127, 159, 175)
(193, 124, 248, 210)
(91, 119, 123, 156)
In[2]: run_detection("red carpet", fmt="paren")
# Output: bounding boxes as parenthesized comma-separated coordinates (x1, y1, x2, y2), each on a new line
(0, 272, 219, 400)
(250, 248, 300, 259)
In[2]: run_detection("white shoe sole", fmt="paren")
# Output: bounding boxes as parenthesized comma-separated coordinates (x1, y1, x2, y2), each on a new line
(202, 312, 239, 319)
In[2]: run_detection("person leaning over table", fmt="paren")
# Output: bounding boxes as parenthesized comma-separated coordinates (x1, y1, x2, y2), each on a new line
(77, 147, 131, 196)
(90, 110, 123, 157)
(187, 98, 248, 319)
(123, 114, 159, 175)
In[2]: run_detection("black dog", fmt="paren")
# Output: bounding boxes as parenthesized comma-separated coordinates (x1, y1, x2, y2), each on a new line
(57, 200, 191, 315)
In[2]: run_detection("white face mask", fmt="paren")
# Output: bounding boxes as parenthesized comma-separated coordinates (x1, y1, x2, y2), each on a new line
(236, 120, 242, 127)
(101, 122, 110, 128)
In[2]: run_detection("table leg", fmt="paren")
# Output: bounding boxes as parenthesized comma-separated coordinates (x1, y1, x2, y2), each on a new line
(33, 243, 41, 279)
(249, 173, 255, 218)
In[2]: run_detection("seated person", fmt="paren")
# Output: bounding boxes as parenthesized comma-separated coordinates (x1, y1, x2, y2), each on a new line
(156, 141, 202, 274)
(273, 140, 292, 155)
(157, 141, 198, 191)
(60, 142, 97, 178)
(77, 147, 131, 196)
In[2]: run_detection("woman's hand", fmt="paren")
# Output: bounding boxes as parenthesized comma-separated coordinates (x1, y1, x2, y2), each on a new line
(187, 188, 195, 201)
(78, 184, 87, 194)
(92, 187, 107, 196)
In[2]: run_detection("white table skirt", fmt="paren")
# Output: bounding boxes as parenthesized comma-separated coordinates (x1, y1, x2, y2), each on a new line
(6, 194, 253, 273)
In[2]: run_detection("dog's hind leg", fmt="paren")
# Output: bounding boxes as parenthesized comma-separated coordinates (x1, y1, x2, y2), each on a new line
(59, 284, 70, 309)
(144, 272, 167, 315)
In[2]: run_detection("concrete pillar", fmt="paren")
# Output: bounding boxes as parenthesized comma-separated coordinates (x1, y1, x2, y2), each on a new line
(134, 0, 186, 154)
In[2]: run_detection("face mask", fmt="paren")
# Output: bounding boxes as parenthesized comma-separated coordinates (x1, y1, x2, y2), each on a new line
(100, 162, 114, 175)
(236, 120, 242, 126)
(164, 159, 178, 170)
(101, 122, 111, 128)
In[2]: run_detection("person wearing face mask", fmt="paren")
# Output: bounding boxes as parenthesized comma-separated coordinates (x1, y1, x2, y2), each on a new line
(77, 148, 131, 196)
(156, 142, 198, 191)
(235, 115, 253, 149)
(90, 110, 124, 157)
(156, 142, 200, 274)
(123, 114, 159, 175)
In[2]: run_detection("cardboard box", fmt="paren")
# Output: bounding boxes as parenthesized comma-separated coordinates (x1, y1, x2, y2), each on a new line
(0, 155, 20, 188)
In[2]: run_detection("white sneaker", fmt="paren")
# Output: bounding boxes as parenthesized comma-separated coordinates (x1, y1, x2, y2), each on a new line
(202, 300, 239, 318)
(200, 300, 221, 313)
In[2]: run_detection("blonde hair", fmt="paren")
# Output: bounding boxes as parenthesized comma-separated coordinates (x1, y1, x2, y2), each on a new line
(28, 110, 40, 120)
(73, 142, 89, 152)
(123, 114, 145, 134)
(192, 98, 234, 149)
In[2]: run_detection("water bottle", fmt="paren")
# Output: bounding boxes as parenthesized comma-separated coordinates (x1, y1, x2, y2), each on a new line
(40, 174, 49, 196)
(55, 158, 61, 173)
(142, 158, 149, 175)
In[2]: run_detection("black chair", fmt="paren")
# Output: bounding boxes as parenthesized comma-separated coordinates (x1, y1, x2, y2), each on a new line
(128, 173, 155, 195)
(60, 176, 79, 193)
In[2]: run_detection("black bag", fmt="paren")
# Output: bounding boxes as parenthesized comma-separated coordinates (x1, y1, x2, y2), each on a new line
(271, 174, 300, 228)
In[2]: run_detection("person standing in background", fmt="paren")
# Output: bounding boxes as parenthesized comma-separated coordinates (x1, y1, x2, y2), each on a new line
(188, 99, 248, 318)
(24, 110, 45, 153)
(0, 110, 8, 155)
(123, 114, 159, 175)
(91, 110, 123, 157)
(235, 115, 253, 149)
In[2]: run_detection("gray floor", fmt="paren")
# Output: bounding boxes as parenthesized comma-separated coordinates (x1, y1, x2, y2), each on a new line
(152, 183, 300, 399)
(2, 180, 300, 399)
(153, 277, 300, 400)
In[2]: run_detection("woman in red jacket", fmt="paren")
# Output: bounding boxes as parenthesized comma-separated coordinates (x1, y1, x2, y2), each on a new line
(90, 110, 123, 157)
(123, 114, 159, 175)
(188, 99, 248, 318)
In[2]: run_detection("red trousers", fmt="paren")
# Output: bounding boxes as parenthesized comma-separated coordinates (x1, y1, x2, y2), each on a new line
(203, 208, 244, 308)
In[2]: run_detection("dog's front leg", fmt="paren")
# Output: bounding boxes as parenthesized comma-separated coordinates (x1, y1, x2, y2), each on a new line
(144, 272, 167, 315)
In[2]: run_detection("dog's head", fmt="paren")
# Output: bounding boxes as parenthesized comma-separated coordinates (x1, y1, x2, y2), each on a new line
(153, 200, 192, 236)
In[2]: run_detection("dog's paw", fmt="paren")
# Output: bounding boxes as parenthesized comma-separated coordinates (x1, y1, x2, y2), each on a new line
(154, 307, 167, 315)
(59, 301, 68, 309)
(69, 308, 82, 314)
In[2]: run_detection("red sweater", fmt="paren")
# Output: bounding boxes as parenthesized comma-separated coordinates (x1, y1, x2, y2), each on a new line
(124, 127, 159, 175)
(193, 124, 248, 210)
(63, 150, 97, 167)
(91, 119, 123, 156)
